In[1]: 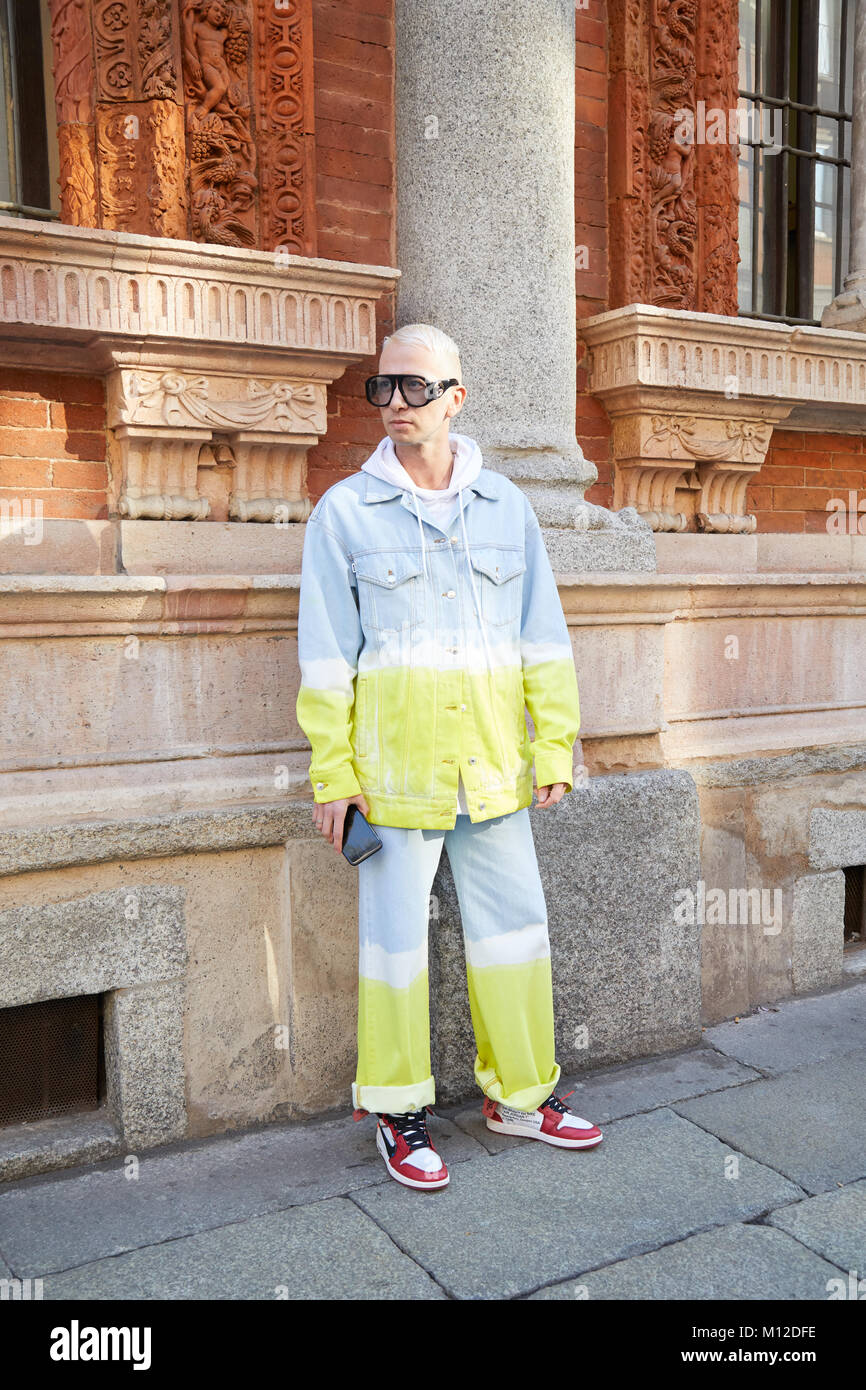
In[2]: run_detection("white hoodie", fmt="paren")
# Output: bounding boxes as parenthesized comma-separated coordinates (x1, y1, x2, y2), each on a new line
(360, 432, 490, 817)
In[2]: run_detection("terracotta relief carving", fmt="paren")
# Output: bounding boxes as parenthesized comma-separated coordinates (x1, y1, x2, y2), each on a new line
(138, 0, 182, 100)
(48, 0, 95, 123)
(56, 123, 100, 226)
(254, 0, 316, 255)
(607, 0, 739, 312)
(93, 0, 183, 104)
(47, 0, 317, 253)
(695, 0, 741, 314)
(648, 0, 697, 307)
(182, 0, 258, 246)
(48, 0, 100, 225)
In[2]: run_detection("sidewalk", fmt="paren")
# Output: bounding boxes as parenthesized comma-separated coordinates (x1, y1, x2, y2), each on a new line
(2, 979, 865, 1301)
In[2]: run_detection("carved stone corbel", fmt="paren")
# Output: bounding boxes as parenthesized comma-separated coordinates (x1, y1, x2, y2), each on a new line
(611, 411, 777, 532)
(107, 366, 324, 522)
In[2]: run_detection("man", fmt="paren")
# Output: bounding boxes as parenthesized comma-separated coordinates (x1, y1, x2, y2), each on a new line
(296, 322, 603, 1190)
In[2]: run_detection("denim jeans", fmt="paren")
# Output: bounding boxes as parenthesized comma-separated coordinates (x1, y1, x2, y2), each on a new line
(351, 807, 561, 1116)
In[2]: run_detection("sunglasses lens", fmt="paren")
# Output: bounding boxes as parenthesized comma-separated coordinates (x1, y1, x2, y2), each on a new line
(401, 376, 431, 406)
(366, 376, 393, 406)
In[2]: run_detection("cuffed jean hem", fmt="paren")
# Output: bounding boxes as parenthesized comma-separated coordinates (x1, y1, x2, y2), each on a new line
(475, 1059, 561, 1113)
(352, 1076, 436, 1115)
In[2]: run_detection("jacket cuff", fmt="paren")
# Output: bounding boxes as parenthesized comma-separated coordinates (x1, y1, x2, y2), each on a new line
(311, 764, 362, 802)
(533, 749, 574, 793)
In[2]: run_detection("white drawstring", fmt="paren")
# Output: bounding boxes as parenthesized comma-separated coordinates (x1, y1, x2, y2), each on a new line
(409, 485, 429, 580)
(458, 484, 494, 680)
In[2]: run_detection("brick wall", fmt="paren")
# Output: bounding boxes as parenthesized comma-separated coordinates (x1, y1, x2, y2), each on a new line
(305, 0, 397, 503)
(0, 370, 107, 520)
(745, 430, 866, 533)
(575, 0, 613, 510)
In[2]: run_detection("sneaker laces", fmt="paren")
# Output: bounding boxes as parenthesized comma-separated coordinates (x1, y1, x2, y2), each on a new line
(542, 1089, 575, 1115)
(379, 1107, 434, 1151)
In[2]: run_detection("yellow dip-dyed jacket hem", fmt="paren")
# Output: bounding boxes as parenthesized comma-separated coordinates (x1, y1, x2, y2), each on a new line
(296, 456, 580, 830)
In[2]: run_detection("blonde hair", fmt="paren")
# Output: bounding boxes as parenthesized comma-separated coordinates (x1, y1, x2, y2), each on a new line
(381, 322, 462, 383)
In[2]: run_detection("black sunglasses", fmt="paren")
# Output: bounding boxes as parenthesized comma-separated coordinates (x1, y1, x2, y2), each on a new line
(365, 373, 459, 408)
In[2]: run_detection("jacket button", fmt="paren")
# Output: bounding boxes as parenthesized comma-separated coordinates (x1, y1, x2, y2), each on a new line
(460, 703, 466, 711)
(443, 589, 455, 598)
(316, 782, 324, 789)
(479, 803, 485, 810)
(468, 757, 476, 764)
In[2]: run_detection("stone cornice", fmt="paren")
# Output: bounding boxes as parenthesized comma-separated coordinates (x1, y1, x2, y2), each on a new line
(0, 215, 399, 373)
(579, 304, 866, 421)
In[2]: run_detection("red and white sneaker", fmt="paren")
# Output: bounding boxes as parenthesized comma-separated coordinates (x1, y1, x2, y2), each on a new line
(375, 1108, 450, 1190)
(483, 1090, 603, 1148)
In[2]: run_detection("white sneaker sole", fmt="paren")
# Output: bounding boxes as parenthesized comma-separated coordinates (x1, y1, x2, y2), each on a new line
(376, 1125, 450, 1189)
(486, 1118, 603, 1149)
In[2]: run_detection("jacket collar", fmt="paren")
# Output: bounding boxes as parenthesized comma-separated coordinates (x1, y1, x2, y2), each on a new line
(361, 469, 502, 504)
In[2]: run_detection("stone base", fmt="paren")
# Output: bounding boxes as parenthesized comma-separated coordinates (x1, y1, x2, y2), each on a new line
(429, 769, 703, 1103)
(820, 281, 866, 333)
(542, 524, 657, 573)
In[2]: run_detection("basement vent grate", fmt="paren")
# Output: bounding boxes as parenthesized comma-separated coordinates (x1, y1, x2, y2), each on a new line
(0, 994, 104, 1128)
(843, 865, 865, 950)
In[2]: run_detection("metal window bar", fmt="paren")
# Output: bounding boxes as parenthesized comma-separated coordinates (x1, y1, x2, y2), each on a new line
(0, 0, 56, 220)
(739, 0, 852, 325)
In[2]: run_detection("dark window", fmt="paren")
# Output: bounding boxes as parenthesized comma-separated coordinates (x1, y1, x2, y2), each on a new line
(0, 994, 104, 1128)
(738, 0, 855, 323)
(0, 0, 58, 220)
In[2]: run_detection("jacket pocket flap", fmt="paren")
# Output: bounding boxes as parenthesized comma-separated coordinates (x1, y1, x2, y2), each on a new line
(353, 551, 424, 587)
(469, 547, 526, 584)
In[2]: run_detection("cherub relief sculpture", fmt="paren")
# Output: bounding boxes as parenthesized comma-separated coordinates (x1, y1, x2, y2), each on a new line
(181, 0, 257, 246)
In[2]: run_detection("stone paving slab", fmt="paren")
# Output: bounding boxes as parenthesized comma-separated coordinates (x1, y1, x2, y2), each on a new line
(0, 1111, 481, 1276)
(701, 982, 866, 1074)
(767, 1179, 866, 1276)
(443, 1046, 760, 1154)
(528, 1223, 846, 1300)
(348, 1109, 804, 1300)
(673, 1051, 866, 1196)
(41, 1197, 447, 1301)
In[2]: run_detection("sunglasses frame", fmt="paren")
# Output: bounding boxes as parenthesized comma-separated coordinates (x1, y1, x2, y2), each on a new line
(365, 373, 459, 408)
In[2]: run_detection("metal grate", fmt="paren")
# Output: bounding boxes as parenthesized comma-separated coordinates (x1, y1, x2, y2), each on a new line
(843, 865, 864, 949)
(0, 994, 104, 1128)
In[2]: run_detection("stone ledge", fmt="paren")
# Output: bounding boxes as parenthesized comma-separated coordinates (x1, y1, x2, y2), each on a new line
(0, 802, 318, 878)
(0, 1111, 121, 1185)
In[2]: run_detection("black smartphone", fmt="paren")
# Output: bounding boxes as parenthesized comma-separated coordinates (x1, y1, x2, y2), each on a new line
(341, 803, 383, 864)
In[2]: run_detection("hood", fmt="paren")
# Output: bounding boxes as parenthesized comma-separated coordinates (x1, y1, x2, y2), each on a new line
(359, 430, 496, 682)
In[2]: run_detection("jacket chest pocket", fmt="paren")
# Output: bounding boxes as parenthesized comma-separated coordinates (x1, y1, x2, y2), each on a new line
(352, 551, 426, 632)
(468, 546, 527, 627)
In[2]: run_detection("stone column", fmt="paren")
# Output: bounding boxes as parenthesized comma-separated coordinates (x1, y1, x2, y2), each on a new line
(822, 0, 866, 330)
(393, 0, 653, 570)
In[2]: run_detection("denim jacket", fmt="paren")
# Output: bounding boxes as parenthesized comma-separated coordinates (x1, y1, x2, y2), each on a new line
(295, 461, 580, 829)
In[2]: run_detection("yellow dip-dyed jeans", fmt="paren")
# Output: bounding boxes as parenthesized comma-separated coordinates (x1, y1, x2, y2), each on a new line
(351, 806, 561, 1116)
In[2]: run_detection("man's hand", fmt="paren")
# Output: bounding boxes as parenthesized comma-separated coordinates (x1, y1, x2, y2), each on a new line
(535, 782, 567, 808)
(312, 792, 371, 852)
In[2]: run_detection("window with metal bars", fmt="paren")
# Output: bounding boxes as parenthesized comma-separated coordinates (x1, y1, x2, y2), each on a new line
(738, 0, 855, 324)
(0, 0, 58, 221)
